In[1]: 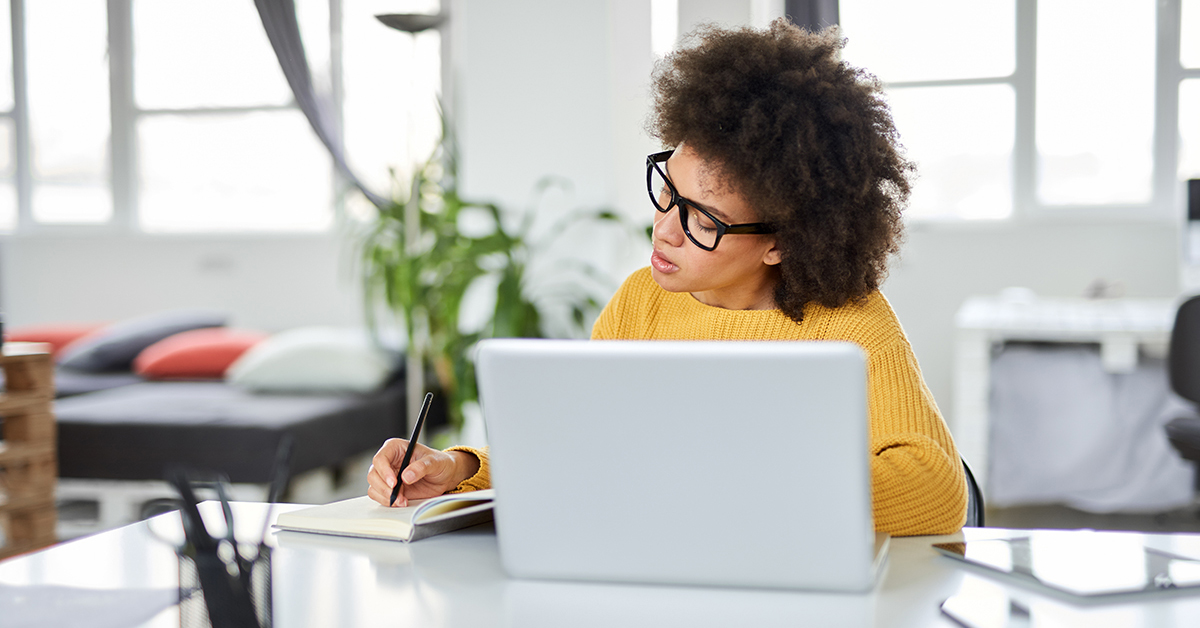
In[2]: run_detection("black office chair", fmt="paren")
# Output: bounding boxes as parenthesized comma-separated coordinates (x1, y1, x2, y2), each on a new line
(963, 459, 985, 527)
(1165, 295, 1200, 496)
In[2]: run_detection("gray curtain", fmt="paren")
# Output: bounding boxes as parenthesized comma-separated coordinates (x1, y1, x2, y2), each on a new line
(254, 0, 387, 209)
(785, 0, 839, 31)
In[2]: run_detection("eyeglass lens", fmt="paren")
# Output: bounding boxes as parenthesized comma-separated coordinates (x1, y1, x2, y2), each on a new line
(648, 164, 673, 212)
(649, 164, 721, 249)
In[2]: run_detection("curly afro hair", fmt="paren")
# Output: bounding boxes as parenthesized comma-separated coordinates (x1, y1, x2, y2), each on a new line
(648, 19, 912, 323)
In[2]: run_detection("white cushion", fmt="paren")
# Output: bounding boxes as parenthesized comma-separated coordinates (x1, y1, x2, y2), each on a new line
(226, 327, 395, 393)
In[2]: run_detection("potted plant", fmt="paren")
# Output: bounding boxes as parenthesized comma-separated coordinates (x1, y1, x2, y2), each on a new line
(359, 131, 630, 442)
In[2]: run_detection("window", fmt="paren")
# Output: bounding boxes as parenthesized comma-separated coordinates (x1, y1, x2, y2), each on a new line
(27, 0, 111, 225)
(1035, 0, 1155, 206)
(841, 0, 1193, 221)
(133, 0, 332, 232)
(1181, 0, 1200, 180)
(340, 0, 443, 222)
(0, 3, 13, 230)
(0, 0, 443, 233)
(651, 0, 680, 57)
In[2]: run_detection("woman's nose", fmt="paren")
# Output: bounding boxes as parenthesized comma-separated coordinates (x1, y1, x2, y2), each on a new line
(652, 207, 685, 247)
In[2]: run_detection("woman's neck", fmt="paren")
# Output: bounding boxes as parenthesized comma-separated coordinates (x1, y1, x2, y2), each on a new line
(690, 269, 779, 311)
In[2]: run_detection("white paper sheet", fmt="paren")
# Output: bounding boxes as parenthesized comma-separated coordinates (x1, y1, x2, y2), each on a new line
(0, 584, 180, 628)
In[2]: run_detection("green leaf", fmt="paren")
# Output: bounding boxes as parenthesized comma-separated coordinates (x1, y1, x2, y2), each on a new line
(359, 110, 639, 434)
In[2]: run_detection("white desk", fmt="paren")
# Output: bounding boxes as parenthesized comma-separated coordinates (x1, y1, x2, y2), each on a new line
(2, 503, 1200, 627)
(953, 295, 1175, 489)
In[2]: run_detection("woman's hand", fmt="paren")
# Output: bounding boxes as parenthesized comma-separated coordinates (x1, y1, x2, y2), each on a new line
(366, 438, 477, 507)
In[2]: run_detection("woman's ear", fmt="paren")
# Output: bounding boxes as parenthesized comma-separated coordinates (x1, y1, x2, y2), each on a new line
(762, 237, 782, 266)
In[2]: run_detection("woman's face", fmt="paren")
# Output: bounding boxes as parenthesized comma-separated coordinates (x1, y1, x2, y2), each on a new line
(649, 144, 781, 310)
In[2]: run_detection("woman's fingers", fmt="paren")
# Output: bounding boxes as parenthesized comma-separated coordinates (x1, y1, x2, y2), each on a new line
(366, 439, 464, 506)
(401, 455, 439, 485)
(370, 439, 411, 484)
(367, 483, 394, 507)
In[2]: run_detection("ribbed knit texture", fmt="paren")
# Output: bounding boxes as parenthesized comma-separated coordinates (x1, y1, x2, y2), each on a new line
(444, 445, 492, 494)
(448, 267, 967, 536)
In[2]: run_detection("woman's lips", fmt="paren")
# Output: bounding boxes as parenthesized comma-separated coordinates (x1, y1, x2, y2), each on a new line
(650, 250, 679, 273)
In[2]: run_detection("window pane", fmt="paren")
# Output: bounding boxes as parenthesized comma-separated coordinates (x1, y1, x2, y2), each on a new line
(1183, 0, 1200, 69)
(343, 0, 442, 200)
(27, 0, 111, 223)
(1036, 0, 1155, 205)
(0, 181, 13, 231)
(134, 0, 291, 109)
(0, 0, 12, 111)
(296, 0, 332, 96)
(887, 85, 1014, 220)
(0, 117, 12, 175)
(0, 117, 12, 230)
(1181, 80, 1200, 180)
(651, 0, 679, 57)
(138, 112, 333, 232)
(840, 0, 1015, 83)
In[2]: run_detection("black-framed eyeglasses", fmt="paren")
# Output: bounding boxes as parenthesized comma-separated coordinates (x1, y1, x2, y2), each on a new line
(646, 150, 775, 251)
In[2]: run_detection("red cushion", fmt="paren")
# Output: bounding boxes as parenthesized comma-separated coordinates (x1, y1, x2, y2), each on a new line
(6, 322, 109, 356)
(133, 328, 268, 380)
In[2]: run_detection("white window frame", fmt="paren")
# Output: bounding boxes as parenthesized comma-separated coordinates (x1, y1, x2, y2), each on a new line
(878, 0, 1191, 226)
(4, 0, 365, 236)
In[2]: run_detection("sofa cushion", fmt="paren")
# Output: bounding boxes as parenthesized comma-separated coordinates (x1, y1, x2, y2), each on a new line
(57, 309, 228, 372)
(227, 327, 396, 393)
(134, 328, 268, 380)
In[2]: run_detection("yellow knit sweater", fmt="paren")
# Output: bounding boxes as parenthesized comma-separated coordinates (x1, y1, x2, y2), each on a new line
(450, 267, 967, 536)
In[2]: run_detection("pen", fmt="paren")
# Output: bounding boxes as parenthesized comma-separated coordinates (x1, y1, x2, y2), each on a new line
(390, 391, 433, 506)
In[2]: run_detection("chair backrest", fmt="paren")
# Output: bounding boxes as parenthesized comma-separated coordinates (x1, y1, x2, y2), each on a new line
(1170, 295, 1200, 403)
(963, 459, 985, 527)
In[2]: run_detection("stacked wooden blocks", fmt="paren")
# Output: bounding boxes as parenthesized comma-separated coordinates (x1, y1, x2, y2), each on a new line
(0, 342, 57, 559)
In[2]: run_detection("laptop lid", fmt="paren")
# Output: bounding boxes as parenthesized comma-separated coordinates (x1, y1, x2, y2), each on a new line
(476, 339, 882, 592)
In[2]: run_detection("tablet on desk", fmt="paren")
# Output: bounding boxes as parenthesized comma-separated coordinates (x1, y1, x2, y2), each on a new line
(933, 530, 1200, 599)
(937, 572, 1194, 628)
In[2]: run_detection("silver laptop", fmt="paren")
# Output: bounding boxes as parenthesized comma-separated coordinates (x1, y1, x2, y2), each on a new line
(475, 338, 887, 592)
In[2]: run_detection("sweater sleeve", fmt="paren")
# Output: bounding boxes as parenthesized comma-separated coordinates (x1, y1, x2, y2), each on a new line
(443, 445, 492, 492)
(865, 337, 967, 536)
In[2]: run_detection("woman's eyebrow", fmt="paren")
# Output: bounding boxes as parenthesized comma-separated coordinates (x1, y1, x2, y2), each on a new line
(664, 160, 730, 221)
(682, 198, 729, 221)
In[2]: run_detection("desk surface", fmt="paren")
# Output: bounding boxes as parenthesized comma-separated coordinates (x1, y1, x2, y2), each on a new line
(2, 502, 1200, 627)
(955, 295, 1175, 337)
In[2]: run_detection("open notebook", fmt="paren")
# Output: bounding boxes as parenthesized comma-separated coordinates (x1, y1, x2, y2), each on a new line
(275, 490, 494, 542)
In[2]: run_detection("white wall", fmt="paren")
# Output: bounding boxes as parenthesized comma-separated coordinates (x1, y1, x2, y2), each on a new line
(1, 232, 363, 331)
(884, 221, 1180, 415)
(453, 0, 659, 283)
(451, 0, 763, 283)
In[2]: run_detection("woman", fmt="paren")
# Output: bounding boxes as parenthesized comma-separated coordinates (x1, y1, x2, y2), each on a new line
(367, 20, 967, 536)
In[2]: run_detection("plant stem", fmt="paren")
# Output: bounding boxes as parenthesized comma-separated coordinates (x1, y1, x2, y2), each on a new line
(405, 181, 424, 434)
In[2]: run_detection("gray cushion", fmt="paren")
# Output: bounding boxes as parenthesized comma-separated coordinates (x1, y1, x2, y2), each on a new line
(56, 309, 227, 373)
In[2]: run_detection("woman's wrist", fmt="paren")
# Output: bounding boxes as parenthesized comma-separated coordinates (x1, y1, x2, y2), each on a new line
(447, 450, 482, 488)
